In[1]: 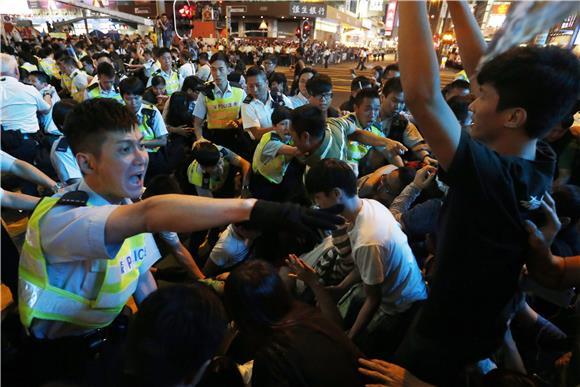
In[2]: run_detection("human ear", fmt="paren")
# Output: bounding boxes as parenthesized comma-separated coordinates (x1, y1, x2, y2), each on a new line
(505, 107, 527, 129)
(76, 153, 95, 175)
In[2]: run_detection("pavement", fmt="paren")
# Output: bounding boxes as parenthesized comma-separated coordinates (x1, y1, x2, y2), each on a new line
(275, 56, 461, 108)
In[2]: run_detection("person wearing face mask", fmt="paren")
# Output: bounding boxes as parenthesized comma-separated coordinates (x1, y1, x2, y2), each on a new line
(241, 66, 293, 143)
(193, 52, 247, 159)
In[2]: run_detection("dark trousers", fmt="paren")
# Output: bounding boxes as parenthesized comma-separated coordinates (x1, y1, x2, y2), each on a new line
(249, 159, 306, 203)
(1, 130, 41, 195)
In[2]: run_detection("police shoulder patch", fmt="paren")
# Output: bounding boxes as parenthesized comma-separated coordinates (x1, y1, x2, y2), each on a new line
(87, 82, 99, 91)
(243, 95, 253, 104)
(57, 190, 89, 207)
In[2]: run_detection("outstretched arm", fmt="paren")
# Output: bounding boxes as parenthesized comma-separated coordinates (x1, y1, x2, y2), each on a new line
(398, 1, 461, 170)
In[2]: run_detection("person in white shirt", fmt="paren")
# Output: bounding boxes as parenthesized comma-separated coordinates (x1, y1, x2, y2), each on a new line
(49, 100, 82, 186)
(289, 67, 317, 108)
(241, 66, 293, 141)
(305, 159, 427, 357)
(178, 49, 196, 80)
(1, 54, 52, 169)
(195, 52, 212, 82)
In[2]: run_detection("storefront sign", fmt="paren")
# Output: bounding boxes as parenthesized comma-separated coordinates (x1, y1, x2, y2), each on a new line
(289, 3, 326, 18)
(384, 0, 397, 36)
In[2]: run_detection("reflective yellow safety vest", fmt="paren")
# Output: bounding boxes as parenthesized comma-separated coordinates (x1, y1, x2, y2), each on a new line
(151, 69, 180, 95)
(39, 58, 61, 79)
(253, 131, 290, 184)
(187, 146, 230, 191)
(19, 194, 148, 330)
(85, 82, 123, 102)
(21, 62, 38, 73)
(206, 86, 244, 129)
(137, 102, 161, 153)
(346, 114, 384, 162)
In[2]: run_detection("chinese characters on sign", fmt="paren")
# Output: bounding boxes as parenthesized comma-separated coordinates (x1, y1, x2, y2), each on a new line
(384, 0, 397, 36)
(289, 3, 327, 18)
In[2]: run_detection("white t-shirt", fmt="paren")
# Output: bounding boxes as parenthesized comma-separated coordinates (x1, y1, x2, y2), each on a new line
(0, 76, 50, 133)
(209, 224, 252, 268)
(348, 199, 427, 314)
(196, 63, 212, 82)
(179, 62, 196, 80)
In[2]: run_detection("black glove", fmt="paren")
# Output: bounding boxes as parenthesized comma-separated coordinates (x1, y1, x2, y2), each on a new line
(250, 201, 345, 236)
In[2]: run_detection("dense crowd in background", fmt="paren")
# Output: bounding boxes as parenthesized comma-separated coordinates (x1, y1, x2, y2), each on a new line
(1, 2, 580, 387)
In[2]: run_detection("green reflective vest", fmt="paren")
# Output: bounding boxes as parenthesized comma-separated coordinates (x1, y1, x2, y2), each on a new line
(19, 196, 147, 330)
(346, 114, 384, 162)
(187, 146, 230, 192)
(86, 82, 122, 102)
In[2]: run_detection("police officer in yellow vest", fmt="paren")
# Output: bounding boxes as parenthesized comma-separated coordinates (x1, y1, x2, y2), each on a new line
(193, 52, 248, 159)
(17, 98, 344, 385)
(38, 47, 61, 80)
(346, 88, 392, 176)
(84, 62, 122, 102)
(57, 55, 89, 103)
(146, 47, 182, 96)
(120, 77, 169, 182)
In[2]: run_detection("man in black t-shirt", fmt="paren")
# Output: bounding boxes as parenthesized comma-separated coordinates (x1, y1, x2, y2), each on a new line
(395, 2, 580, 385)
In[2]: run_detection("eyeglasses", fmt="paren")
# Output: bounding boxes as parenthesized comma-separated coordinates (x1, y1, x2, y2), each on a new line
(315, 92, 333, 101)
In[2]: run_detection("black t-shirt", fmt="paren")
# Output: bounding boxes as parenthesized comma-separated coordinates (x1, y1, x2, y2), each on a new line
(251, 304, 364, 387)
(417, 130, 555, 360)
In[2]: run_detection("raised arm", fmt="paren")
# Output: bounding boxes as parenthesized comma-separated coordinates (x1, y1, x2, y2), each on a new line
(398, 1, 461, 170)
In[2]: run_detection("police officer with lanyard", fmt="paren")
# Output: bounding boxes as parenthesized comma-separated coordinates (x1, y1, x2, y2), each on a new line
(147, 47, 182, 96)
(17, 98, 342, 386)
(193, 52, 248, 158)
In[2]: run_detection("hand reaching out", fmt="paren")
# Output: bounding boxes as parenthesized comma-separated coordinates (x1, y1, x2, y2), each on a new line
(413, 165, 437, 190)
(286, 254, 319, 286)
(358, 358, 433, 387)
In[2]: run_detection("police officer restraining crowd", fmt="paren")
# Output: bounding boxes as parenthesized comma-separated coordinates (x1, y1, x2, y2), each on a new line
(2, 18, 580, 387)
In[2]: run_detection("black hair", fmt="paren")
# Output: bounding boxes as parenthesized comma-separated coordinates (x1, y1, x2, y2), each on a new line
(199, 52, 209, 61)
(166, 91, 193, 127)
(298, 66, 318, 80)
(397, 166, 416, 188)
(443, 79, 470, 96)
(224, 260, 293, 333)
(371, 65, 383, 80)
(119, 76, 145, 96)
(181, 75, 204, 93)
(262, 54, 278, 66)
(269, 72, 287, 87)
(271, 106, 292, 125)
(58, 55, 77, 68)
(63, 98, 136, 156)
(142, 175, 183, 198)
(96, 61, 115, 78)
(245, 65, 267, 80)
(92, 52, 111, 62)
(127, 284, 227, 387)
(37, 47, 52, 58)
(306, 74, 332, 96)
(156, 47, 171, 58)
(305, 159, 357, 197)
(447, 95, 473, 125)
(477, 46, 580, 138)
(192, 142, 220, 167)
(196, 357, 245, 387)
(151, 75, 166, 87)
(79, 55, 93, 66)
(28, 70, 50, 85)
(382, 76, 403, 97)
(383, 63, 399, 74)
(350, 75, 372, 92)
(52, 99, 78, 132)
(210, 52, 229, 65)
(353, 87, 380, 107)
(290, 105, 326, 139)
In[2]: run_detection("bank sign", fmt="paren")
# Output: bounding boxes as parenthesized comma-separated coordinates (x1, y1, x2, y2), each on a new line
(289, 3, 327, 18)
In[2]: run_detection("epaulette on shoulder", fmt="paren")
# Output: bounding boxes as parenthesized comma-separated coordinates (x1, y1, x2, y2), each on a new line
(243, 95, 253, 104)
(87, 83, 99, 91)
(219, 147, 228, 157)
(57, 190, 89, 207)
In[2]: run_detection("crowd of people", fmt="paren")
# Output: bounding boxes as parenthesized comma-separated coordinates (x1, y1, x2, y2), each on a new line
(1, 1, 580, 386)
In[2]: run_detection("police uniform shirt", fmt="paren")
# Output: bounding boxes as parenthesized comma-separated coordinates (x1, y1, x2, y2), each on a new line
(192, 82, 247, 121)
(49, 137, 81, 184)
(300, 117, 357, 167)
(85, 82, 121, 101)
(0, 76, 49, 133)
(0, 151, 17, 202)
(29, 180, 162, 339)
(146, 68, 183, 94)
(136, 103, 168, 140)
(179, 62, 196, 80)
(39, 85, 62, 135)
(241, 93, 293, 140)
(289, 92, 309, 108)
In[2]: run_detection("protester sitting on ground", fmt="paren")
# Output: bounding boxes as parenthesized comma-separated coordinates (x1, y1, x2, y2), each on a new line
(442, 78, 471, 101)
(268, 72, 289, 97)
(303, 159, 427, 358)
(379, 77, 436, 165)
(446, 94, 474, 132)
(381, 63, 400, 84)
(340, 76, 373, 113)
(143, 75, 169, 111)
(357, 163, 416, 207)
(224, 259, 365, 387)
(306, 74, 341, 119)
